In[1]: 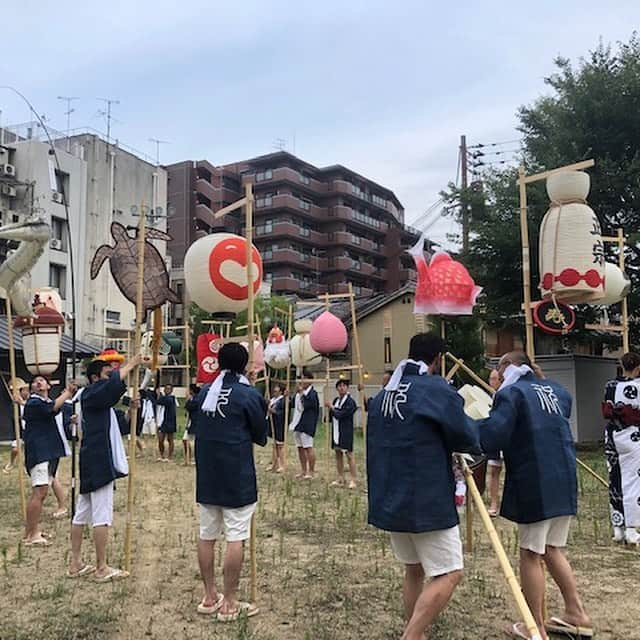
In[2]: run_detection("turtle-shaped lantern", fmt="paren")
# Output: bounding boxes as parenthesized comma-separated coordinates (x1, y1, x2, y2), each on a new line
(90, 221, 179, 311)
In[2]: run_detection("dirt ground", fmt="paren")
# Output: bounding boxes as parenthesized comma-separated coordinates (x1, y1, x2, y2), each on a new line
(0, 427, 638, 640)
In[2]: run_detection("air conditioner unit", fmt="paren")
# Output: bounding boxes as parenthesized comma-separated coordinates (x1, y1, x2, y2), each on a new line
(50, 238, 63, 251)
(1, 185, 16, 197)
(52, 191, 64, 204)
(1, 164, 15, 176)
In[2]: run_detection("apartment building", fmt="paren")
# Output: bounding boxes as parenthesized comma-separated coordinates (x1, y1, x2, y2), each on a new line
(166, 151, 418, 319)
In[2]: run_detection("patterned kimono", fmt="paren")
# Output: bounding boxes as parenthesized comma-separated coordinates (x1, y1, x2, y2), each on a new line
(602, 377, 640, 529)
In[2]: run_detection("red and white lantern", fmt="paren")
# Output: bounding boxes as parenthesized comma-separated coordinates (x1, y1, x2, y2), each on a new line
(14, 306, 65, 375)
(539, 171, 605, 303)
(184, 233, 263, 314)
(264, 325, 290, 369)
(310, 311, 348, 354)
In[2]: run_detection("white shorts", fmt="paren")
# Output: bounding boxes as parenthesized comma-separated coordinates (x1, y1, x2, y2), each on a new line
(294, 432, 314, 449)
(390, 525, 464, 577)
(487, 457, 503, 467)
(30, 461, 53, 487)
(199, 502, 256, 542)
(72, 482, 115, 528)
(518, 516, 572, 555)
(182, 430, 194, 442)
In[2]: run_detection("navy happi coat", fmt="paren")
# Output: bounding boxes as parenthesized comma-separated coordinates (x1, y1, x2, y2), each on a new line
(23, 395, 67, 472)
(269, 395, 286, 442)
(330, 394, 358, 451)
(195, 374, 268, 508)
(157, 393, 177, 433)
(295, 387, 320, 437)
(367, 365, 480, 533)
(479, 372, 576, 524)
(185, 396, 199, 435)
(79, 372, 127, 494)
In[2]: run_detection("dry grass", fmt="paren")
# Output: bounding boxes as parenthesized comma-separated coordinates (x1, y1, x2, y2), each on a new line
(0, 423, 638, 640)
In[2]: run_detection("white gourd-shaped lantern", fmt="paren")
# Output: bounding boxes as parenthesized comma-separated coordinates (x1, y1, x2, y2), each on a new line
(264, 325, 290, 369)
(539, 171, 605, 303)
(290, 319, 322, 368)
(184, 233, 263, 313)
(309, 311, 348, 354)
(458, 384, 493, 420)
(15, 305, 65, 375)
(141, 330, 170, 367)
(597, 263, 631, 306)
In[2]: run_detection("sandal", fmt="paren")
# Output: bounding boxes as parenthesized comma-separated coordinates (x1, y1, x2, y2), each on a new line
(24, 536, 51, 547)
(507, 622, 533, 639)
(67, 564, 95, 579)
(488, 508, 498, 518)
(94, 568, 130, 583)
(545, 616, 594, 638)
(217, 601, 259, 622)
(197, 593, 224, 614)
(53, 508, 68, 519)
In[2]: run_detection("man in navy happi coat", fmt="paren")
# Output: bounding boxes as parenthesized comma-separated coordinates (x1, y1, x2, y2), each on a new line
(23, 376, 75, 545)
(327, 379, 358, 488)
(292, 373, 320, 479)
(68, 353, 142, 581)
(479, 351, 591, 640)
(194, 342, 268, 621)
(367, 333, 479, 640)
(156, 383, 178, 462)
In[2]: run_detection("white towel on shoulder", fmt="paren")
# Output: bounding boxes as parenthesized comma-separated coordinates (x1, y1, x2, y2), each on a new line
(384, 359, 429, 392)
(201, 370, 250, 414)
(499, 364, 533, 390)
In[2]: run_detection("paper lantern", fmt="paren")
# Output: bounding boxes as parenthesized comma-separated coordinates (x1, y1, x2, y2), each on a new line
(240, 339, 265, 374)
(14, 306, 65, 375)
(33, 288, 63, 313)
(290, 319, 322, 368)
(309, 311, 348, 354)
(539, 171, 605, 303)
(140, 330, 183, 367)
(408, 236, 482, 315)
(184, 233, 263, 314)
(458, 384, 493, 420)
(596, 263, 631, 306)
(264, 325, 290, 369)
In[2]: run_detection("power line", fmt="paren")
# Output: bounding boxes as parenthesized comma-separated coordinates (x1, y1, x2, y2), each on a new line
(467, 138, 521, 149)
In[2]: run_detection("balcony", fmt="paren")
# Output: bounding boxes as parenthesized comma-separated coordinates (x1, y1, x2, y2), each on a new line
(328, 205, 388, 233)
(255, 193, 326, 220)
(195, 203, 215, 228)
(270, 277, 300, 293)
(328, 256, 352, 271)
(330, 282, 350, 294)
(262, 248, 328, 270)
(347, 261, 376, 277)
(254, 166, 327, 194)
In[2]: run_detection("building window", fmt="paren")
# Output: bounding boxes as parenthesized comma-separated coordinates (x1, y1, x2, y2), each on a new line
(106, 310, 121, 324)
(256, 169, 273, 182)
(300, 173, 310, 185)
(54, 170, 70, 203)
(300, 226, 310, 237)
(50, 217, 68, 252)
(299, 199, 310, 211)
(372, 194, 387, 208)
(264, 272, 273, 282)
(49, 263, 67, 299)
(256, 196, 273, 208)
(351, 234, 361, 245)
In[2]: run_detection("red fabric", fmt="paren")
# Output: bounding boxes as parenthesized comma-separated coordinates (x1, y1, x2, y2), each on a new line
(542, 269, 605, 291)
(196, 333, 221, 384)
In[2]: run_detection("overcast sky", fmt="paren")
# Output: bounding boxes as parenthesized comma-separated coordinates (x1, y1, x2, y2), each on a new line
(1, 1, 638, 246)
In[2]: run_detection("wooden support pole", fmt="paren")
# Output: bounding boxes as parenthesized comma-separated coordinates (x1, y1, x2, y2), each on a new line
(445, 353, 494, 394)
(283, 305, 293, 467)
(124, 204, 146, 573)
(618, 228, 630, 353)
(576, 458, 609, 489)
(518, 166, 536, 364)
(465, 485, 473, 553)
(244, 182, 258, 607)
(6, 298, 27, 522)
(348, 283, 366, 467)
(517, 159, 595, 185)
(458, 455, 543, 640)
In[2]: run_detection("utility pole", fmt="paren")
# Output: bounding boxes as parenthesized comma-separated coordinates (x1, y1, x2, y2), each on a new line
(460, 134, 469, 253)
(97, 97, 120, 148)
(57, 96, 80, 152)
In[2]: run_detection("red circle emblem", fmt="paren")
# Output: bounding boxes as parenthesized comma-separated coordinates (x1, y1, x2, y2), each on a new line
(208, 237, 263, 301)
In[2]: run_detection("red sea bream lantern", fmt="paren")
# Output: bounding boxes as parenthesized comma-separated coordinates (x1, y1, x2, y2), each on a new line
(184, 233, 263, 314)
(539, 171, 605, 303)
(309, 311, 348, 354)
(408, 236, 481, 315)
(14, 305, 65, 375)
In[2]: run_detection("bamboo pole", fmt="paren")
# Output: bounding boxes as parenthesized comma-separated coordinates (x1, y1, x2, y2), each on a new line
(6, 299, 27, 521)
(347, 283, 366, 468)
(618, 228, 630, 353)
(465, 486, 473, 553)
(323, 294, 332, 472)
(576, 458, 608, 489)
(440, 319, 446, 376)
(123, 203, 146, 573)
(518, 166, 536, 364)
(244, 182, 258, 606)
(445, 352, 494, 394)
(458, 455, 543, 640)
(283, 305, 293, 468)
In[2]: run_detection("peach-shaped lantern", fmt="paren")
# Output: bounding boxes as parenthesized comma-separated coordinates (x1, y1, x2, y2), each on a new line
(184, 233, 263, 314)
(310, 311, 348, 354)
(290, 319, 322, 368)
(408, 236, 482, 315)
(14, 306, 66, 375)
(264, 325, 290, 369)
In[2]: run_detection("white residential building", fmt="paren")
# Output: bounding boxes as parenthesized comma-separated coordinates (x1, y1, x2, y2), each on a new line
(0, 124, 168, 348)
